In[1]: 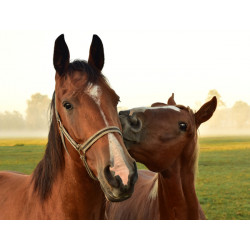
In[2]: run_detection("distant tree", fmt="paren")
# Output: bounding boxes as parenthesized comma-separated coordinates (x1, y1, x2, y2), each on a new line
(231, 101, 250, 128)
(206, 89, 226, 108)
(0, 111, 25, 130)
(26, 93, 51, 130)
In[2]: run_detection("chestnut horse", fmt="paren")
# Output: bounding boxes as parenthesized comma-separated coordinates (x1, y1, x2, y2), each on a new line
(106, 94, 217, 219)
(0, 34, 137, 219)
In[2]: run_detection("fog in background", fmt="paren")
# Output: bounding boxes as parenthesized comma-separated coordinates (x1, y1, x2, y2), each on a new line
(196, 90, 250, 136)
(0, 93, 50, 138)
(1, 2, 250, 138)
(0, 89, 249, 138)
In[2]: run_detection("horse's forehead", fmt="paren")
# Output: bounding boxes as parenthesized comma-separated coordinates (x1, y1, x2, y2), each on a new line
(129, 106, 181, 116)
(56, 74, 118, 106)
(57, 77, 104, 99)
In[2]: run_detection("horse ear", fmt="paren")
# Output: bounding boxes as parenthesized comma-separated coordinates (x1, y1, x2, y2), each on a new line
(53, 34, 70, 76)
(167, 93, 176, 105)
(151, 102, 166, 107)
(194, 96, 217, 128)
(88, 34, 104, 71)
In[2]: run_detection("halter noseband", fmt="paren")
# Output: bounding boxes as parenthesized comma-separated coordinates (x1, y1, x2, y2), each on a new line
(55, 101, 122, 181)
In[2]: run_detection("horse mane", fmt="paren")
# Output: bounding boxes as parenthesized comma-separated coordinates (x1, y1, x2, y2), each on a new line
(32, 60, 103, 200)
(32, 92, 64, 200)
(187, 107, 199, 179)
(188, 106, 199, 178)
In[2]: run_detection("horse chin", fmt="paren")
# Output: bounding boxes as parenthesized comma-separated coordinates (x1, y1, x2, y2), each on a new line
(104, 192, 132, 202)
(98, 179, 133, 202)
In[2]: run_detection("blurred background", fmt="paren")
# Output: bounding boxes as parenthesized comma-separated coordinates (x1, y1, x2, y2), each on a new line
(0, 30, 250, 137)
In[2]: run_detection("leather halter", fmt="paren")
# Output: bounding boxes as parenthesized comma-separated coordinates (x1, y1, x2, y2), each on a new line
(55, 101, 122, 181)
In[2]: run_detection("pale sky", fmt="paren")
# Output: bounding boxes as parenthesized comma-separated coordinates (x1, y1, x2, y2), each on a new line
(0, 1, 250, 116)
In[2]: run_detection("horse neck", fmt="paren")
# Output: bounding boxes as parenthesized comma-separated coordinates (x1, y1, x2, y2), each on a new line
(32, 113, 106, 219)
(157, 140, 200, 220)
(52, 148, 106, 219)
(35, 96, 105, 219)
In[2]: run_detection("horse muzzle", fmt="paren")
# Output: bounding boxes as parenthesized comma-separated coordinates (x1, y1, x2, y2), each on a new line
(100, 161, 138, 202)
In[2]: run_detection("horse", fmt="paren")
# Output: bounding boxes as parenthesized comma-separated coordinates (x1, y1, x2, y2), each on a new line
(0, 34, 138, 219)
(106, 94, 217, 219)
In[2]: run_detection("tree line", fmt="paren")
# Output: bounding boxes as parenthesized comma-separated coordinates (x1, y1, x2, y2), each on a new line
(0, 93, 51, 131)
(0, 90, 250, 135)
(200, 89, 250, 135)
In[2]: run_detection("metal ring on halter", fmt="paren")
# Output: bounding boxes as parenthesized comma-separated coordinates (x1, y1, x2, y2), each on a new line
(55, 98, 122, 181)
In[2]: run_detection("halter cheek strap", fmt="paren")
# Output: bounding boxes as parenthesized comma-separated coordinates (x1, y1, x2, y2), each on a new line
(55, 105, 122, 181)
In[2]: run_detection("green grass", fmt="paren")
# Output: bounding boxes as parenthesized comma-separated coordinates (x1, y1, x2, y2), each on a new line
(0, 136, 249, 219)
(0, 143, 45, 174)
(197, 149, 250, 219)
(196, 137, 250, 220)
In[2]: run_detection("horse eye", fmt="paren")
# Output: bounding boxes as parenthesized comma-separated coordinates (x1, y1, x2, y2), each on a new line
(179, 122, 187, 132)
(63, 102, 73, 110)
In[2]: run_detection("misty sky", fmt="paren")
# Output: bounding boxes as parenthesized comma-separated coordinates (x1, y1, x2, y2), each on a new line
(0, 1, 250, 116)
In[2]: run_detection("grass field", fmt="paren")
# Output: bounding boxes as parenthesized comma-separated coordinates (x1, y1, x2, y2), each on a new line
(0, 136, 249, 220)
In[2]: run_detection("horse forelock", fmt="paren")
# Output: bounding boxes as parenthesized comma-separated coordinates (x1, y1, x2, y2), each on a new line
(67, 60, 100, 82)
(62, 60, 119, 106)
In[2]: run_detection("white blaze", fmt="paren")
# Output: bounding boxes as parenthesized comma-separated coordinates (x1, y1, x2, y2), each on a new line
(108, 134, 129, 185)
(87, 84, 100, 105)
(129, 105, 181, 116)
(86, 83, 129, 185)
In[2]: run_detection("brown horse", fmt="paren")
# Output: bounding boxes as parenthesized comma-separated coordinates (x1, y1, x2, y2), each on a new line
(0, 34, 137, 219)
(106, 94, 217, 219)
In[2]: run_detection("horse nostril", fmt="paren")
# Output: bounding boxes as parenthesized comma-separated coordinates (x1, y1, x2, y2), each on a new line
(104, 165, 120, 188)
(129, 116, 142, 131)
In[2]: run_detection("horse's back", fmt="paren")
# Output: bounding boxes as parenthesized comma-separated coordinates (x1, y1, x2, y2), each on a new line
(0, 171, 28, 188)
(0, 171, 31, 219)
(106, 169, 159, 219)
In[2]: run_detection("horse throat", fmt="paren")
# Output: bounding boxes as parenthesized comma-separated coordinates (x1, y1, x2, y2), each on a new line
(158, 152, 200, 220)
(54, 153, 106, 219)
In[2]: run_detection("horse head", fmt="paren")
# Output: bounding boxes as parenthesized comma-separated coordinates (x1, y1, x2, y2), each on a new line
(53, 34, 137, 202)
(119, 94, 217, 172)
